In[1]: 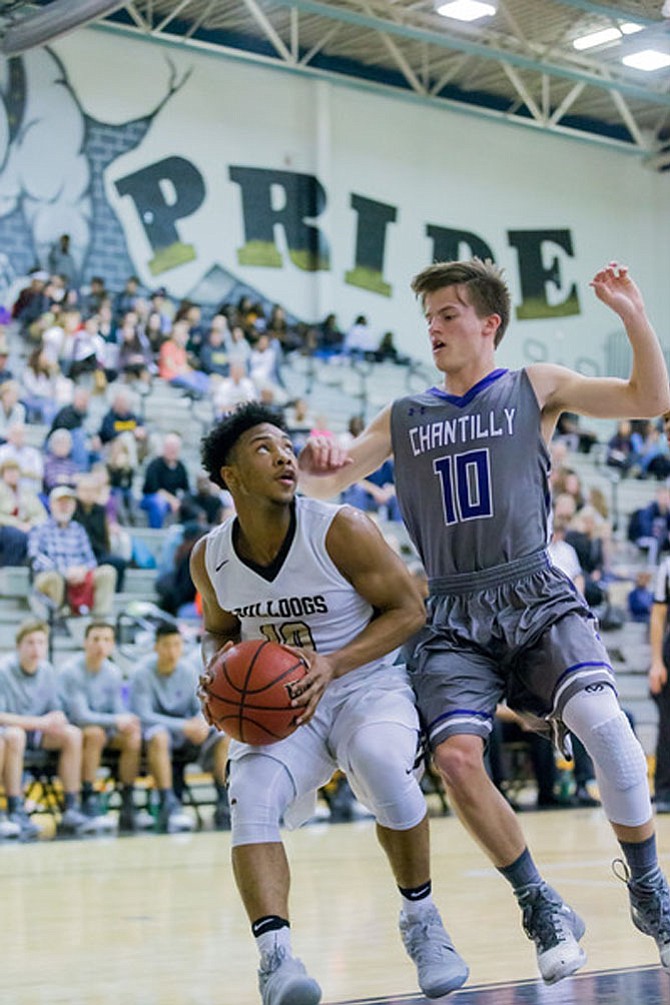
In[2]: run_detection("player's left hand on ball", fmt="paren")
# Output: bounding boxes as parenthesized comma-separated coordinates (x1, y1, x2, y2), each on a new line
(283, 647, 335, 725)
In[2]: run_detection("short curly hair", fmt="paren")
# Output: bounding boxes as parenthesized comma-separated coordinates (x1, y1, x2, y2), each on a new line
(200, 403, 289, 489)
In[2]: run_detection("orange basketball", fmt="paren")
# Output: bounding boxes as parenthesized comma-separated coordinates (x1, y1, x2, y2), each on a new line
(202, 640, 308, 744)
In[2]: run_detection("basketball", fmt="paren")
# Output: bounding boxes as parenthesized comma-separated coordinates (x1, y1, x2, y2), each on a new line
(202, 639, 309, 744)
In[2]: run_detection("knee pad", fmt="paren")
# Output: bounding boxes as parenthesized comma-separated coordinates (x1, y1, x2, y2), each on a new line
(563, 688, 651, 827)
(228, 755, 296, 848)
(344, 724, 426, 831)
(563, 688, 646, 790)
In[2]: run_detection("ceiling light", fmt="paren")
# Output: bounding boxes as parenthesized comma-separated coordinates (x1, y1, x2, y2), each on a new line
(435, 1, 496, 23)
(573, 27, 622, 51)
(619, 23, 643, 35)
(622, 49, 670, 71)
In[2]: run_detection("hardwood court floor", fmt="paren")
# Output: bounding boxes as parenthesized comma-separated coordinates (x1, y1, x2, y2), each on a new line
(0, 807, 668, 1005)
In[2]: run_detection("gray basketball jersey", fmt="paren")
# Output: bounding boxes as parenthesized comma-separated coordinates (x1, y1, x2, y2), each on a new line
(391, 368, 550, 578)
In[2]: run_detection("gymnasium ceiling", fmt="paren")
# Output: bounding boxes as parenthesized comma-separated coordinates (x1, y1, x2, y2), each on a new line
(3, 1, 670, 166)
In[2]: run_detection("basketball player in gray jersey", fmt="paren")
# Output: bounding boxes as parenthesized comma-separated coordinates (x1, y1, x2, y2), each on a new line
(191, 403, 469, 1005)
(299, 259, 670, 983)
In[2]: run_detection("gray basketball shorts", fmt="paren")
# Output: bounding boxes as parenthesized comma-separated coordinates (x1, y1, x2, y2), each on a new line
(413, 550, 616, 751)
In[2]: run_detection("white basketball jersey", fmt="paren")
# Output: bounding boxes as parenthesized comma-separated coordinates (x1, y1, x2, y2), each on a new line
(204, 495, 397, 674)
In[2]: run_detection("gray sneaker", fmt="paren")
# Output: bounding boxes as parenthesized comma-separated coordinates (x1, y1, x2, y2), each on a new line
(7, 807, 41, 840)
(517, 882, 586, 984)
(258, 947, 321, 1005)
(156, 792, 195, 834)
(58, 806, 100, 837)
(617, 861, 670, 970)
(399, 905, 469, 997)
(0, 812, 20, 839)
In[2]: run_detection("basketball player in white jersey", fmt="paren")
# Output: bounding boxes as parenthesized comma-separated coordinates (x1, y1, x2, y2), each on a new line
(298, 261, 670, 983)
(190, 403, 469, 1005)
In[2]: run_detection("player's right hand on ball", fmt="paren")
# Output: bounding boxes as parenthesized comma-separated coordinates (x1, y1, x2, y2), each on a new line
(284, 647, 335, 725)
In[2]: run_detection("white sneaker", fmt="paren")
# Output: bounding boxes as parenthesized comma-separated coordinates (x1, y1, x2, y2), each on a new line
(258, 947, 321, 1005)
(518, 883, 586, 984)
(399, 905, 469, 997)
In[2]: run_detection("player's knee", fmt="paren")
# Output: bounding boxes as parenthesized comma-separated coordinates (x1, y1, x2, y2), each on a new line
(84, 725, 106, 748)
(5, 726, 25, 752)
(228, 756, 294, 847)
(64, 725, 83, 751)
(563, 690, 647, 791)
(433, 734, 486, 790)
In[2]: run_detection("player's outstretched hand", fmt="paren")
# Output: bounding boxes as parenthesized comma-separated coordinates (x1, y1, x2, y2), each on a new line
(298, 435, 353, 475)
(590, 261, 645, 320)
(285, 646, 335, 725)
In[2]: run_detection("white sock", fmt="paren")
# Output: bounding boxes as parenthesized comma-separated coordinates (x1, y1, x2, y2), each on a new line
(400, 891, 435, 922)
(256, 925, 292, 960)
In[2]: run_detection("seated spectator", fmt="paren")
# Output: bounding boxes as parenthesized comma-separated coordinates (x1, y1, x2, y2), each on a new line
(0, 381, 26, 442)
(0, 422, 44, 496)
(74, 474, 128, 592)
(12, 270, 50, 335)
(0, 336, 13, 387)
(554, 412, 598, 455)
(565, 503, 610, 608)
(212, 361, 257, 417)
(98, 387, 148, 471)
(628, 484, 670, 566)
(487, 704, 560, 810)
(49, 386, 99, 470)
(116, 311, 154, 385)
(548, 512, 584, 596)
(340, 458, 401, 521)
(156, 520, 205, 617)
(158, 320, 209, 398)
(374, 331, 407, 364)
(199, 316, 230, 377)
(140, 432, 190, 529)
(226, 324, 252, 370)
(267, 303, 301, 355)
(21, 346, 70, 424)
(606, 419, 639, 476)
(285, 397, 317, 453)
(106, 436, 137, 525)
(129, 622, 230, 832)
(42, 428, 84, 496)
(0, 458, 46, 565)
(315, 312, 344, 356)
(113, 275, 142, 324)
(179, 473, 226, 527)
(65, 314, 106, 385)
(0, 619, 96, 836)
(28, 485, 117, 618)
(59, 621, 142, 832)
(628, 570, 654, 623)
(343, 314, 376, 356)
(635, 423, 670, 481)
(249, 333, 287, 402)
(79, 275, 107, 318)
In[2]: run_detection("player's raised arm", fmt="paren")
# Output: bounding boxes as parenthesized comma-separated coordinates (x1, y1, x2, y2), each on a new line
(298, 404, 394, 499)
(529, 263, 670, 429)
